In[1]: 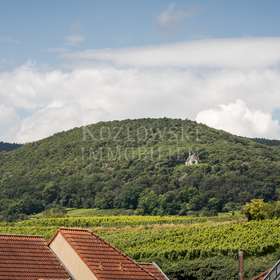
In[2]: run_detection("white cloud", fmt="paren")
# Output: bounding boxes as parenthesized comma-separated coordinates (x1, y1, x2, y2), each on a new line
(65, 34, 85, 46)
(17, 104, 102, 142)
(196, 100, 280, 139)
(157, 3, 197, 30)
(0, 105, 20, 142)
(1, 38, 280, 142)
(64, 37, 280, 68)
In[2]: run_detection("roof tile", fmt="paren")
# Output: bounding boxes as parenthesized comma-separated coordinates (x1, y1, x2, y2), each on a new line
(0, 234, 70, 280)
(58, 228, 159, 280)
(139, 263, 168, 280)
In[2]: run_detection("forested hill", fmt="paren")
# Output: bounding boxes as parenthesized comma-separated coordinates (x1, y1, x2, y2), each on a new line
(253, 138, 280, 146)
(0, 118, 280, 220)
(0, 142, 22, 152)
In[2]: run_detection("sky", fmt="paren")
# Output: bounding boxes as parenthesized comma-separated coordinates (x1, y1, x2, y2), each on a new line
(1, 0, 280, 142)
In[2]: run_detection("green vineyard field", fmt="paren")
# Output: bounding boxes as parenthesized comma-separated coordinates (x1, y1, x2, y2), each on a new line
(0, 213, 279, 279)
(0, 214, 279, 258)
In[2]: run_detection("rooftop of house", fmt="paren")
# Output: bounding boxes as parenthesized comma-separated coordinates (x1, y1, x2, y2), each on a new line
(0, 228, 168, 280)
(0, 234, 69, 280)
(52, 228, 159, 280)
(138, 263, 168, 280)
(251, 271, 269, 280)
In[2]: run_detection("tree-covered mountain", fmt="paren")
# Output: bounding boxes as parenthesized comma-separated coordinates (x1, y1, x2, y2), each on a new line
(0, 142, 22, 152)
(0, 118, 280, 220)
(253, 138, 280, 146)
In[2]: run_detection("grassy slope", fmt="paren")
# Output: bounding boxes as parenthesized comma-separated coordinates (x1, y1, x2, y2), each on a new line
(0, 118, 280, 217)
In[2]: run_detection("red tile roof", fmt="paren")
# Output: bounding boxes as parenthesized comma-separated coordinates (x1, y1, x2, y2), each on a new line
(0, 234, 70, 280)
(251, 271, 269, 280)
(139, 263, 169, 280)
(56, 228, 160, 280)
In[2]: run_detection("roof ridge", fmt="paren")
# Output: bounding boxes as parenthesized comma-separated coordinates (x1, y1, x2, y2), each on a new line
(0, 233, 44, 239)
(59, 227, 91, 232)
(48, 227, 91, 245)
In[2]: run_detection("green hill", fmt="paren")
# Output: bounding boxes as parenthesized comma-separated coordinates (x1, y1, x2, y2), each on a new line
(0, 118, 280, 220)
(0, 142, 22, 152)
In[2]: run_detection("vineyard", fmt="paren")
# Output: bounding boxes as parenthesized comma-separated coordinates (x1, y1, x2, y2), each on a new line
(0, 213, 279, 279)
(101, 220, 280, 259)
(17, 213, 242, 228)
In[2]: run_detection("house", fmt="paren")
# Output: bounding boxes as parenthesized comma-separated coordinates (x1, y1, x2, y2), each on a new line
(0, 233, 69, 280)
(251, 259, 280, 280)
(251, 271, 269, 280)
(0, 228, 169, 280)
(185, 152, 199, 166)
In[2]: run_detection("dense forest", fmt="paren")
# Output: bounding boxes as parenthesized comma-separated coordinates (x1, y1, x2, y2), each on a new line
(253, 138, 280, 146)
(0, 142, 22, 152)
(0, 118, 280, 220)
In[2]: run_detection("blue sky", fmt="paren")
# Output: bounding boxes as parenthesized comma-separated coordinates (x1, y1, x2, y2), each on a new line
(1, 0, 280, 68)
(1, 1, 280, 142)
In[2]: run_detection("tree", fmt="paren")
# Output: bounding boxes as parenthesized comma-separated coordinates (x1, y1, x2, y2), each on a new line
(138, 189, 159, 214)
(223, 202, 241, 212)
(114, 184, 143, 209)
(207, 197, 222, 212)
(95, 191, 115, 209)
(242, 199, 271, 221)
(271, 201, 280, 217)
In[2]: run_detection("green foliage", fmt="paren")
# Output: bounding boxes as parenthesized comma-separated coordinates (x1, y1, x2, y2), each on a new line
(253, 138, 280, 146)
(42, 206, 67, 217)
(0, 213, 279, 279)
(138, 189, 159, 214)
(0, 142, 21, 152)
(101, 219, 280, 259)
(19, 213, 237, 228)
(0, 118, 280, 218)
(243, 199, 280, 220)
(243, 199, 269, 221)
(163, 251, 280, 280)
(164, 257, 239, 280)
(65, 208, 137, 216)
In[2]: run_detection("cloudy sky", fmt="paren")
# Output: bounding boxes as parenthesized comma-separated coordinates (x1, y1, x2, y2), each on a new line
(1, 0, 280, 143)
